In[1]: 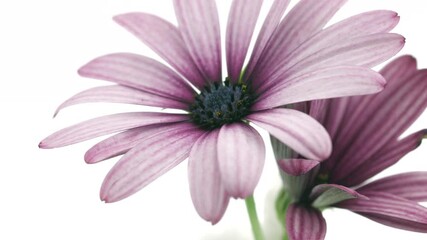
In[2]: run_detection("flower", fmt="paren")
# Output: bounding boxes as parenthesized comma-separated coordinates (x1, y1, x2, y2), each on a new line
(40, 0, 403, 224)
(273, 55, 427, 239)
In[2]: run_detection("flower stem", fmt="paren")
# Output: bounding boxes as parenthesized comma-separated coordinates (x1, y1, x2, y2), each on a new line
(245, 195, 265, 240)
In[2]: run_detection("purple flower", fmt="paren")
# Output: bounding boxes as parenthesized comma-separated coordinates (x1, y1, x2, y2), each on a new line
(40, 0, 403, 224)
(274, 55, 427, 239)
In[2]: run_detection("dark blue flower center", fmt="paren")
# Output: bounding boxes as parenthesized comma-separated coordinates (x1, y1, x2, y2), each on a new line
(190, 79, 253, 129)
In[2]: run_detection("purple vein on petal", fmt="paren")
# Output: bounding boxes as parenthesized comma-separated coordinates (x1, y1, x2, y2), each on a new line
(101, 125, 205, 202)
(254, 66, 385, 110)
(113, 13, 207, 89)
(84, 123, 195, 164)
(286, 203, 327, 240)
(39, 112, 189, 148)
(54, 85, 188, 117)
(358, 172, 427, 202)
(173, 0, 222, 83)
(247, 108, 332, 161)
(188, 130, 230, 224)
(217, 123, 265, 199)
(226, 0, 263, 83)
(244, 0, 290, 81)
(78, 53, 195, 103)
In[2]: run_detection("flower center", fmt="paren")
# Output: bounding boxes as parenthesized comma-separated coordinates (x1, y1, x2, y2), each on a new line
(189, 79, 253, 129)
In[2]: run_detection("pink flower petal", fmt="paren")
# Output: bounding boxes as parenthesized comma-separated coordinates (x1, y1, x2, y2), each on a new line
(55, 85, 188, 117)
(286, 204, 327, 240)
(278, 159, 320, 201)
(78, 53, 195, 103)
(257, 0, 347, 75)
(188, 130, 230, 224)
(358, 172, 427, 202)
(217, 123, 265, 198)
(225, 0, 263, 83)
(340, 130, 426, 186)
(39, 112, 189, 148)
(309, 184, 367, 208)
(338, 192, 427, 233)
(246, 109, 332, 161)
(253, 66, 385, 111)
(252, 10, 399, 88)
(113, 13, 206, 89)
(256, 33, 404, 94)
(84, 123, 195, 164)
(244, 0, 290, 81)
(100, 125, 205, 202)
(173, 0, 221, 82)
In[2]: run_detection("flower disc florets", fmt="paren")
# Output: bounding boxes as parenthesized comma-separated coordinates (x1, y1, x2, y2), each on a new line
(190, 79, 253, 129)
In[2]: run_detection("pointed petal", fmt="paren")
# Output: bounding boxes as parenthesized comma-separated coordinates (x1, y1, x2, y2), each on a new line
(278, 159, 320, 201)
(254, 66, 385, 110)
(253, 10, 399, 88)
(256, 0, 347, 79)
(358, 172, 427, 202)
(278, 159, 320, 176)
(309, 184, 367, 209)
(78, 53, 195, 103)
(55, 85, 188, 116)
(226, 0, 263, 82)
(247, 109, 332, 161)
(217, 123, 265, 198)
(188, 130, 230, 224)
(244, 0, 290, 80)
(256, 33, 404, 94)
(113, 13, 206, 89)
(100, 125, 204, 202)
(39, 113, 188, 148)
(339, 130, 426, 186)
(338, 192, 427, 233)
(286, 204, 327, 240)
(330, 70, 427, 183)
(84, 123, 195, 164)
(173, 0, 221, 82)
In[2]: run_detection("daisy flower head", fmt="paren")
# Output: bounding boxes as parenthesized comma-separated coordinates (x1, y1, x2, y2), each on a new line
(273, 56, 427, 240)
(40, 0, 404, 224)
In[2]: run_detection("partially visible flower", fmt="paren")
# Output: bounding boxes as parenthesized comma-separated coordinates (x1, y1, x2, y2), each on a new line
(40, 0, 403, 224)
(273, 55, 427, 239)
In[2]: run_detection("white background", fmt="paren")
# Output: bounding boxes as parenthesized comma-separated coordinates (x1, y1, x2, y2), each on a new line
(1, 0, 426, 239)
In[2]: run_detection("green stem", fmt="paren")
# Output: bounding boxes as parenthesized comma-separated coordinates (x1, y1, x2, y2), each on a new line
(245, 195, 265, 240)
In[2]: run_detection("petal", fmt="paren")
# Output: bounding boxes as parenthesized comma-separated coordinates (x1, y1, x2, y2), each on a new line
(188, 130, 230, 224)
(226, 0, 263, 82)
(256, 33, 404, 94)
(253, 10, 399, 88)
(100, 125, 204, 202)
(217, 123, 265, 198)
(330, 70, 427, 183)
(253, 66, 385, 110)
(113, 13, 206, 89)
(246, 109, 332, 161)
(244, 0, 290, 80)
(256, 0, 347, 80)
(278, 159, 320, 176)
(318, 56, 420, 176)
(278, 159, 320, 201)
(309, 184, 367, 209)
(173, 0, 221, 82)
(55, 85, 188, 116)
(339, 130, 426, 186)
(78, 53, 195, 103)
(84, 123, 194, 164)
(39, 112, 188, 148)
(286, 204, 327, 240)
(358, 172, 427, 202)
(338, 192, 427, 233)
